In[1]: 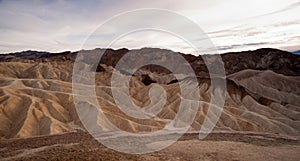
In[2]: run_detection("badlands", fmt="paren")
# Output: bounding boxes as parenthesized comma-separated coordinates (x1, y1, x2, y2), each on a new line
(0, 48, 299, 160)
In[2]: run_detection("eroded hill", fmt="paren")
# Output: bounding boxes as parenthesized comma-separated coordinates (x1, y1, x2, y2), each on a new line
(0, 48, 299, 138)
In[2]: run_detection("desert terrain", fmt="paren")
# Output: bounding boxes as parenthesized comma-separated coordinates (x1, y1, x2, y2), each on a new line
(0, 48, 299, 160)
(1, 130, 300, 161)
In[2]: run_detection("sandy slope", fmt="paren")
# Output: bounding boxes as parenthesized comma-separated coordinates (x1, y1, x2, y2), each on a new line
(0, 62, 299, 139)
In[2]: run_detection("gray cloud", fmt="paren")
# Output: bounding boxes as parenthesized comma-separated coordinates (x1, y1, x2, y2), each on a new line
(0, 0, 299, 54)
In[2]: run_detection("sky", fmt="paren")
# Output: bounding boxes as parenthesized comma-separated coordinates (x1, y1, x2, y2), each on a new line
(0, 0, 299, 55)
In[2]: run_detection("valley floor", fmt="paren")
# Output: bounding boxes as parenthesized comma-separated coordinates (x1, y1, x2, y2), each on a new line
(1, 131, 299, 161)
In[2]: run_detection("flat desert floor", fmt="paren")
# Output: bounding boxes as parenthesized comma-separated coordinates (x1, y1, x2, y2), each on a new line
(1, 131, 299, 161)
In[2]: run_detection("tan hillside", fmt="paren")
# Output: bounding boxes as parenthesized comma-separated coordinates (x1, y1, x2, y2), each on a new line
(0, 59, 299, 138)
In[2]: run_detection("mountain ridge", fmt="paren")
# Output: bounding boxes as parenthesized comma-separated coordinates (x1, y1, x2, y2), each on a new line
(0, 48, 299, 76)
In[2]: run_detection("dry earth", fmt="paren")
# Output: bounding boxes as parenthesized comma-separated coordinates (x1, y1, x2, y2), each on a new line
(0, 48, 299, 160)
(0, 130, 299, 161)
(0, 61, 299, 138)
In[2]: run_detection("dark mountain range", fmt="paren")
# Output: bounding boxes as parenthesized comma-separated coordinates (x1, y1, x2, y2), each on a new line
(293, 50, 300, 55)
(1, 48, 299, 76)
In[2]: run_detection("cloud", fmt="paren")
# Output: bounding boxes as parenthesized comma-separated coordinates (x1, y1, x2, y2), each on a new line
(0, 0, 299, 54)
(248, 1, 300, 19)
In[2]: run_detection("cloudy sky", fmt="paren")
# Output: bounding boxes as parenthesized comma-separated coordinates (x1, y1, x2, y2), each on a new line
(0, 0, 299, 55)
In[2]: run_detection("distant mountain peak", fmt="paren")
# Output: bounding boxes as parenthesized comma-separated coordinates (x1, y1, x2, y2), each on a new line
(292, 50, 300, 55)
